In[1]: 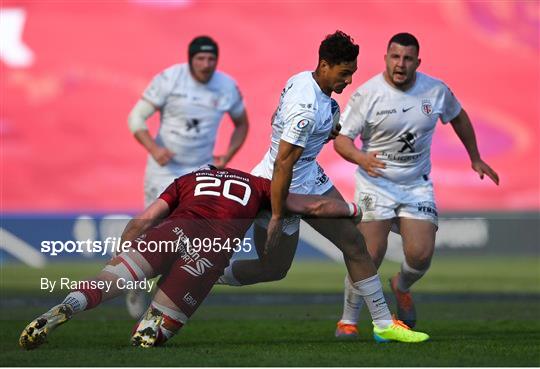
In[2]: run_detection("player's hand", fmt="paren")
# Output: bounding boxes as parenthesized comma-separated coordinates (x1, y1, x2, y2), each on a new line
(213, 155, 229, 169)
(472, 159, 499, 185)
(151, 146, 174, 166)
(263, 217, 284, 257)
(359, 151, 386, 177)
(325, 123, 341, 143)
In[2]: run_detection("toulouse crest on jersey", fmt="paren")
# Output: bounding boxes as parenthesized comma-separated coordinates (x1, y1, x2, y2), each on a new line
(421, 99, 433, 116)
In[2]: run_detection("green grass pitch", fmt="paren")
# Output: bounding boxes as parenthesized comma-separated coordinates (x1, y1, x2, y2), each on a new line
(1, 256, 539, 366)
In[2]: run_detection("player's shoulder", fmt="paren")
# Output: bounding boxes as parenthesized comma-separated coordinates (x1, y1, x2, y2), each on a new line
(359, 73, 387, 91)
(151, 63, 186, 87)
(416, 71, 448, 90)
(211, 70, 239, 91)
(159, 63, 185, 77)
(284, 71, 319, 103)
(346, 73, 383, 105)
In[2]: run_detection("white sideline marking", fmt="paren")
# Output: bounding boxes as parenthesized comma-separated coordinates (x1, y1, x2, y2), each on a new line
(0, 228, 47, 267)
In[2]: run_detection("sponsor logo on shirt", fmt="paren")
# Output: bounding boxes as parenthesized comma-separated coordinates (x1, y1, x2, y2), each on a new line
(186, 118, 200, 133)
(376, 108, 397, 116)
(379, 151, 422, 162)
(397, 132, 417, 153)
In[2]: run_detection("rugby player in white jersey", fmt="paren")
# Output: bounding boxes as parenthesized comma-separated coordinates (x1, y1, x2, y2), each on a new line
(333, 33, 499, 337)
(125, 36, 249, 318)
(218, 30, 429, 343)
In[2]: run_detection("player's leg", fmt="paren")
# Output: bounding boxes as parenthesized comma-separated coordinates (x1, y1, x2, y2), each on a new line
(217, 218, 300, 286)
(336, 220, 393, 337)
(389, 218, 436, 328)
(388, 177, 438, 328)
(131, 247, 230, 347)
(335, 171, 399, 337)
(125, 171, 179, 319)
(304, 205, 429, 343)
(19, 249, 158, 350)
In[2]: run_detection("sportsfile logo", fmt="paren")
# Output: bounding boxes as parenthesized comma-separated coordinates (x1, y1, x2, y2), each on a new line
(180, 258, 214, 277)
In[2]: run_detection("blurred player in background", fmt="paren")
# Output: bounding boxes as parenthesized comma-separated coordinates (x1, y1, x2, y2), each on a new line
(126, 35, 249, 317)
(217, 30, 429, 343)
(19, 166, 374, 349)
(334, 32, 499, 336)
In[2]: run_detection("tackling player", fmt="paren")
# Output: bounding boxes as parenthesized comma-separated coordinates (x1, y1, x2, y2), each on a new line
(333, 32, 499, 336)
(127, 35, 249, 317)
(19, 166, 366, 349)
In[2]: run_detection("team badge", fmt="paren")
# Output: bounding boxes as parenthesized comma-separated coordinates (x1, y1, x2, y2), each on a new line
(297, 119, 310, 129)
(359, 193, 377, 212)
(421, 99, 433, 116)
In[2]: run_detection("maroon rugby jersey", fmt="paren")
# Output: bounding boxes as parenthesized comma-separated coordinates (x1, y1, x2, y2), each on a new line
(158, 168, 271, 239)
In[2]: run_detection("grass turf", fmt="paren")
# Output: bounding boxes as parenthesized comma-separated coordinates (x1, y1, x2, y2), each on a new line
(1, 301, 539, 366)
(2, 256, 540, 296)
(1, 257, 539, 366)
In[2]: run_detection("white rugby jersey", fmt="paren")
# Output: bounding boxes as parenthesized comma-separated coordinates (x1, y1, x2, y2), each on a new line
(143, 63, 244, 171)
(340, 72, 461, 183)
(252, 71, 335, 193)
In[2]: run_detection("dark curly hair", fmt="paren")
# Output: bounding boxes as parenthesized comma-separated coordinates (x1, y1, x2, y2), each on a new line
(318, 30, 359, 66)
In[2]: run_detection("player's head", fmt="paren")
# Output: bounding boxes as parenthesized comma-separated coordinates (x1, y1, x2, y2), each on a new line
(188, 36, 219, 84)
(315, 30, 359, 95)
(384, 32, 421, 90)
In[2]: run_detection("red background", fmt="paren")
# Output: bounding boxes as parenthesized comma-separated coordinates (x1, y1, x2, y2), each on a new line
(2, 1, 538, 212)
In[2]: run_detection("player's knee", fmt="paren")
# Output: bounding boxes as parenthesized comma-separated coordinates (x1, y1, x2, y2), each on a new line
(260, 264, 290, 282)
(103, 254, 148, 282)
(405, 253, 432, 271)
(370, 249, 386, 268)
(341, 232, 370, 261)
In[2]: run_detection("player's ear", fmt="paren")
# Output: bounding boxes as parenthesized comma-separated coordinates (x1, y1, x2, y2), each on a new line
(417, 58, 422, 67)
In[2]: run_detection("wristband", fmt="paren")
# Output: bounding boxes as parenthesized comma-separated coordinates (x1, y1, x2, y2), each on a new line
(347, 202, 359, 217)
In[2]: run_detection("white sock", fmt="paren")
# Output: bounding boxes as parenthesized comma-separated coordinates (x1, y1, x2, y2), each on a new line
(339, 275, 364, 325)
(352, 275, 392, 329)
(397, 261, 428, 292)
(62, 291, 87, 314)
(216, 262, 242, 286)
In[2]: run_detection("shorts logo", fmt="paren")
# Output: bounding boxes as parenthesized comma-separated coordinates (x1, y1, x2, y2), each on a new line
(417, 201, 438, 216)
(360, 193, 377, 212)
(296, 119, 310, 129)
(315, 164, 329, 186)
(421, 99, 433, 116)
(183, 292, 198, 307)
(181, 258, 214, 277)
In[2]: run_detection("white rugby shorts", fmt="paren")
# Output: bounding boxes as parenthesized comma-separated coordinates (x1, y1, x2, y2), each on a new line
(354, 169, 438, 226)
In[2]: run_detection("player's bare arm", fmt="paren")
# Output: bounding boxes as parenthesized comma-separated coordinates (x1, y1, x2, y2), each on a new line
(214, 109, 249, 168)
(334, 135, 386, 177)
(285, 193, 359, 218)
(120, 199, 171, 244)
(450, 108, 499, 185)
(128, 98, 174, 166)
(264, 140, 304, 255)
